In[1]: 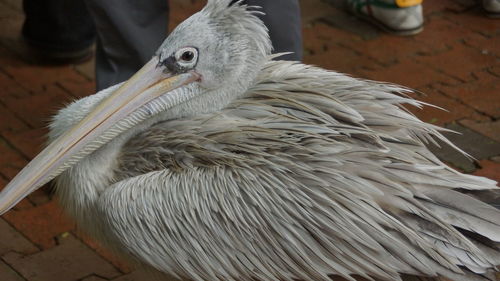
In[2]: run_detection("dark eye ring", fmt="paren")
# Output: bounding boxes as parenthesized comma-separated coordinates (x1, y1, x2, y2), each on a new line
(181, 51, 195, 62)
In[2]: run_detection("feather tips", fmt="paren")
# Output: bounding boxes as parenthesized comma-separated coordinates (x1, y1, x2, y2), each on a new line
(98, 61, 500, 281)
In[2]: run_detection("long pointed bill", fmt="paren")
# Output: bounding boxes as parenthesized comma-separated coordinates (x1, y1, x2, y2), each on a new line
(0, 58, 200, 214)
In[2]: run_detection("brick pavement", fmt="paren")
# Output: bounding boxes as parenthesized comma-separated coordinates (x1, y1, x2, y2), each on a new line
(0, 0, 499, 280)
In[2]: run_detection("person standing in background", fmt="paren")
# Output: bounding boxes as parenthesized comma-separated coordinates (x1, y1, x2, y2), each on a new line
(22, 0, 498, 90)
(346, 0, 500, 36)
(22, 0, 303, 91)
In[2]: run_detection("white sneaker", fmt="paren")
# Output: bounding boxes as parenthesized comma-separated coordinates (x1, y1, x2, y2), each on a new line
(346, 0, 424, 35)
(483, 0, 500, 17)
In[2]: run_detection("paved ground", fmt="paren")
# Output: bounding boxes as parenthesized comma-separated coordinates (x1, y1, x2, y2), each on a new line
(0, 0, 499, 280)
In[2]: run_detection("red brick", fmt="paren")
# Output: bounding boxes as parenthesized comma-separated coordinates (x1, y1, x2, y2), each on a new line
(416, 43, 497, 82)
(1, 128, 48, 160)
(434, 71, 500, 118)
(444, 10, 500, 37)
(300, 0, 341, 24)
(168, 0, 205, 32)
(304, 44, 379, 75)
(77, 232, 133, 274)
(0, 138, 28, 180)
(0, 177, 34, 210)
(3, 64, 89, 94)
(0, 129, 57, 209)
(302, 23, 381, 74)
(343, 34, 435, 66)
(488, 64, 500, 77)
(0, 218, 38, 256)
(459, 119, 500, 143)
(407, 87, 488, 126)
(473, 160, 500, 183)
(303, 22, 360, 56)
(303, 23, 380, 74)
(3, 200, 75, 249)
(2, 84, 73, 128)
(463, 32, 500, 57)
(0, 103, 28, 133)
(3, 234, 120, 281)
(0, 260, 25, 281)
(0, 71, 31, 99)
(357, 59, 458, 89)
(82, 276, 108, 281)
(58, 72, 96, 99)
(111, 269, 174, 281)
(26, 186, 53, 207)
(413, 18, 472, 53)
(424, 0, 476, 14)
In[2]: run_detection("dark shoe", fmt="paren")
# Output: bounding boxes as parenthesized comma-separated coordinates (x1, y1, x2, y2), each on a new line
(23, 35, 94, 64)
(22, 0, 96, 63)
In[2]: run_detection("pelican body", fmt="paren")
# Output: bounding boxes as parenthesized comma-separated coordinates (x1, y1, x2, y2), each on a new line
(0, 1, 499, 280)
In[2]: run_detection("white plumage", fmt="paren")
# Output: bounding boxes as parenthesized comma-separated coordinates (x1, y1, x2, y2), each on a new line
(0, 1, 499, 280)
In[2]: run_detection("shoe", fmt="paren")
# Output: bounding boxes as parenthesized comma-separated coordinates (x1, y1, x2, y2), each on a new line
(22, 0, 96, 64)
(346, 0, 424, 36)
(482, 0, 500, 17)
(23, 35, 94, 64)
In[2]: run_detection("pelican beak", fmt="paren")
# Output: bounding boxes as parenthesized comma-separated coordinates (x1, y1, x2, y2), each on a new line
(0, 57, 200, 214)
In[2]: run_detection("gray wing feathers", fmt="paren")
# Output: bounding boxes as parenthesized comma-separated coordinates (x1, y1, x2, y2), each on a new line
(102, 61, 499, 281)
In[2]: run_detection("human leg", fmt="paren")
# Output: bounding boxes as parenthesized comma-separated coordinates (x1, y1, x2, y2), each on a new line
(84, 0, 169, 90)
(245, 0, 303, 61)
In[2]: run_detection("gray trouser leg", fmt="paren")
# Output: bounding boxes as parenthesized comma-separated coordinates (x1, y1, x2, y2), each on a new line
(84, 0, 169, 90)
(246, 0, 303, 61)
(86, 0, 301, 91)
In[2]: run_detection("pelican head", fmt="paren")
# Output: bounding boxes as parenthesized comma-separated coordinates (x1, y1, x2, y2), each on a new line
(157, 0, 271, 93)
(0, 0, 271, 214)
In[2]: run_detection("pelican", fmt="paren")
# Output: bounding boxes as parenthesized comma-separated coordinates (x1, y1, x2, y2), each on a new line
(0, 1, 499, 280)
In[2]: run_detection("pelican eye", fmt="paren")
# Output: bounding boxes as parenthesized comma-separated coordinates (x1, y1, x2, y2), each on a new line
(181, 51, 194, 61)
(175, 47, 198, 67)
